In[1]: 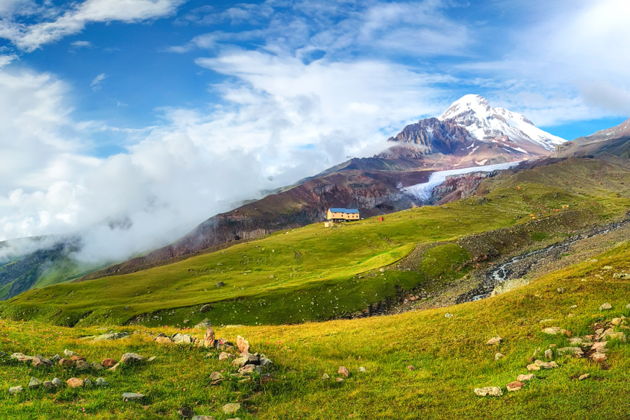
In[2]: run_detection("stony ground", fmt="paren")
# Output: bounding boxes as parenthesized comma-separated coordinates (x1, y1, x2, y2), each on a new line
(1, 241, 629, 419)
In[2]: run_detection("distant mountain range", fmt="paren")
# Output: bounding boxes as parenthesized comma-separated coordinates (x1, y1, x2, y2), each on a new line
(2, 95, 628, 296)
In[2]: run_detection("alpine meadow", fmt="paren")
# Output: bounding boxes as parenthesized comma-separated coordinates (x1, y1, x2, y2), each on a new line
(0, 1, 629, 419)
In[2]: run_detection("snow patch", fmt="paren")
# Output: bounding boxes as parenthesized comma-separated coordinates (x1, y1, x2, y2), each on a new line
(439, 95, 565, 151)
(403, 161, 522, 202)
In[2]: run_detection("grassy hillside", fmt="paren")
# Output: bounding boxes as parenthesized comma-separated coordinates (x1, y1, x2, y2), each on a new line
(0, 239, 628, 419)
(2, 159, 629, 327)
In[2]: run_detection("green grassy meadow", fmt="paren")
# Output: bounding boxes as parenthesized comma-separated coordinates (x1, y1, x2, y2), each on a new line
(2, 159, 629, 327)
(0, 240, 628, 419)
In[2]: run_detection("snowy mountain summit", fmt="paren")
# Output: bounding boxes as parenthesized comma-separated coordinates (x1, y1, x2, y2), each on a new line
(439, 94, 566, 152)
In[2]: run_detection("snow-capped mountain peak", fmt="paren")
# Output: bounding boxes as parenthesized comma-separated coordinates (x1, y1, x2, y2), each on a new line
(438, 94, 566, 152)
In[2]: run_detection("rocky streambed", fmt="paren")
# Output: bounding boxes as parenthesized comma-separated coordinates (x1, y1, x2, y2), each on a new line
(456, 218, 630, 304)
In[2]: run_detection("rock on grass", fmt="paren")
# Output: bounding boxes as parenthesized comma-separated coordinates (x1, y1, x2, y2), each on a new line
(506, 381, 524, 392)
(122, 392, 145, 402)
(474, 387, 503, 397)
(222, 403, 241, 415)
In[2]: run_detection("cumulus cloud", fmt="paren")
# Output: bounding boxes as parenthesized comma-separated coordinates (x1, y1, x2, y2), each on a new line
(0, 50, 447, 263)
(460, 0, 630, 124)
(0, 0, 184, 51)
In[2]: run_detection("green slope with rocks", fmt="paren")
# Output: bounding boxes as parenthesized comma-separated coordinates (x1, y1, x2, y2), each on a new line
(0, 238, 628, 419)
(1, 158, 630, 327)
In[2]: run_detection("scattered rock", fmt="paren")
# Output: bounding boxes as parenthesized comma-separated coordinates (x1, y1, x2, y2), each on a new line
(236, 336, 250, 354)
(556, 287, 565, 294)
(120, 353, 144, 365)
(321, 373, 330, 380)
(612, 272, 630, 279)
(66, 378, 84, 388)
(474, 387, 503, 397)
(569, 337, 587, 346)
(259, 355, 273, 367)
(43, 381, 54, 389)
(63, 349, 75, 357)
(122, 392, 145, 402)
(178, 406, 195, 418)
(517, 374, 534, 382)
(544, 349, 553, 360)
(542, 327, 571, 336)
(210, 371, 224, 385)
(611, 317, 625, 326)
(10, 352, 33, 363)
(232, 356, 248, 367)
(486, 336, 502, 345)
(506, 381, 524, 392)
(239, 364, 260, 375)
(591, 341, 607, 352)
(147, 356, 157, 362)
(335, 377, 344, 383)
(8, 386, 23, 395)
(31, 356, 51, 367)
(218, 352, 232, 361)
(51, 378, 63, 388)
(222, 403, 241, 415)
(155, 335, 173, 344)
(526, 363, 540, 371)
(28, 377, 42, 389)
(590, 352, 607, 363)
(557, 347, 584, 357)
(216, 281, 226, 288)
(602, 331, 626, 342)
(338, 366, 350, 377)
(444, 313, 453, 318)
(358, 366, 367, 373)
(101, 358, 116, 368)
(75, 360, 90, 371)
(599, 303, 612, 311)
(95, 377, 108, 387)
(84, 378, 93, 388)
(494, 353, 504, 361)
(199, 304, 213, 313)
(92, 332, 129, 341)
(203, 328, 216, 348)
(578, 373, 590, 381)
(172, 334, 195, 345)
(540, 361, 559, 369)
(406, 365, 415, 371)
(192, 416, 216, 420)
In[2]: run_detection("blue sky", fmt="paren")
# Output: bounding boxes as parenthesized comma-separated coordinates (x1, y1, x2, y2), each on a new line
(0, 0, 629, 256)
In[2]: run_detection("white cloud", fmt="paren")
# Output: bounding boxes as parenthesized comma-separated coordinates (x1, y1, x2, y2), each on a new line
(0, 0, 184, 51)
(0, 52, 448, 262)
(89, 72, 107, 90)
(460, 0, 630, 125)
(167, 0, 472, 58)
(71, 39, 92, 48)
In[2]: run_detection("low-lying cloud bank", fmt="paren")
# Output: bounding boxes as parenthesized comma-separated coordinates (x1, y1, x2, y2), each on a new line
(0, 53, 444, 264)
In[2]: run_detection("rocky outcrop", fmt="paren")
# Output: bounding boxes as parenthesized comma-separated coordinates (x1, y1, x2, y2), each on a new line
(385, 118, 474, 155)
